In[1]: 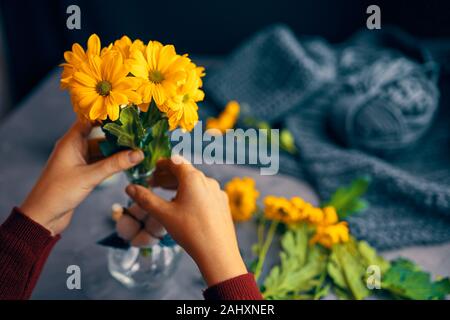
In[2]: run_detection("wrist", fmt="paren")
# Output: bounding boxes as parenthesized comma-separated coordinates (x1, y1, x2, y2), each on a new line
(196, 249, 248, 287)
(19, 202, 53, 234)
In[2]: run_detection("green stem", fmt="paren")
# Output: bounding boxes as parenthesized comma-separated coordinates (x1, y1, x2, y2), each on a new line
(255, 209, 265, 255)
(254, 219, 279, 282)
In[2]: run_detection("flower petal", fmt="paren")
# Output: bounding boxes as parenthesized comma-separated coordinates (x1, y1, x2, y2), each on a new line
(87, 34, 101, 56)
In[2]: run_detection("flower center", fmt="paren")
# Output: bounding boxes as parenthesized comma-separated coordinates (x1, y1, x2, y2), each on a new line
(233, 195, 242, 208)
(149, 70, 164, 83)
(182, 94, 190, 103)
(96, 80, 112, 96)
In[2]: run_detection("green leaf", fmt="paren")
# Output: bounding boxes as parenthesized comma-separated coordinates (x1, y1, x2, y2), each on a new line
(357, 240, 390, 273)
(382, 258, 450, 300)
(326, 176, 371, 219)
(328, 241, 370, 300)
(140, 100, 162, 128)
(327, 248, 348, 290)
(262, 224, 328, 300)
(137, 117, 171, 173)
(103, 106, 144, 149)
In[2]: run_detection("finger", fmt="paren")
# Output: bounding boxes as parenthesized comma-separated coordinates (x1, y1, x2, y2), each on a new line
(127, 204, 148, 221)
(75, 118, 93, 137)
(207, 177, 221, 191)
(116, 214, 141, 241)
(131, 230, 159, 248)
(156, 156, 196, 181)
(145, 216, 167, 238)
(55, 120, 92, 151)
(149, 170, 178, 189)
(68, 119, 92, 139)
(126, 184, 172, 224)
(86, 149, 144, 185)
(221, 190, 229, 207)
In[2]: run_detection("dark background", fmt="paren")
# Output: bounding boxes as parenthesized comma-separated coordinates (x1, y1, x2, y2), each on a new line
(0, 0, 449, 109)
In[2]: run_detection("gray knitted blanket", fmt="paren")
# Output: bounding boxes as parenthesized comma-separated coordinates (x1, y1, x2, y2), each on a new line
(204, 24, 450, 250)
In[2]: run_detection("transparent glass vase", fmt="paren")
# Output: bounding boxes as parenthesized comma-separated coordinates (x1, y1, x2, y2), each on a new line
(107, 170, 182, 289)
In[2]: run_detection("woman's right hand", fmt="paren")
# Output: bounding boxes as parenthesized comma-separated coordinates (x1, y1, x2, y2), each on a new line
(119, 156, 248, 286)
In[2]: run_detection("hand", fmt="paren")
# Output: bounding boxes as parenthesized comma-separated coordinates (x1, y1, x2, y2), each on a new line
(20, 120, 144, 235)
(124, 156, 248, 286)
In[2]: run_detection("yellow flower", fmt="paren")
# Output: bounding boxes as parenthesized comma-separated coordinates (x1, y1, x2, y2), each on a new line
(206, 101, 240, 134)
(60, 34, 102, 90)
(113, 36, 145, 60)
(61, 34, 205, 128)
(70, 52, 141, 121)
(290, 196, 310, 220)
(310, 222, 350, 248)
(321, 206, 338, 225)
(165, 69, 205, 131)
(225, 177, 259, 222)
(303, 204, 324, 224)
(306, 205, 349, 248)
(264, 196, 301, 224)
(128, 41, 189, 109)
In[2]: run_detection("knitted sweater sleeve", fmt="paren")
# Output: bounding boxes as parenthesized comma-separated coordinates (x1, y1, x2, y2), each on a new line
(203, 273, 263, 300)
(0, 208, 60, 300)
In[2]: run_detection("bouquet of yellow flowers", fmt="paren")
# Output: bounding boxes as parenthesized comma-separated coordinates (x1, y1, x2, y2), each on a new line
(60, 34, 205, 180)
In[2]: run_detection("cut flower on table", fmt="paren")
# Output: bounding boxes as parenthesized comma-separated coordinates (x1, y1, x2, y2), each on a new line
(224, 176, 450, 300)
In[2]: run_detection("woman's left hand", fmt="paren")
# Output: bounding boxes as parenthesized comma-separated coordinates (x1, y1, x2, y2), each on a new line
(20, 120, 144, 235)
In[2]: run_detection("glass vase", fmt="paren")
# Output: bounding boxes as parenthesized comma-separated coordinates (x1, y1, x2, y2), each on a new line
(107, 170, 182, 289)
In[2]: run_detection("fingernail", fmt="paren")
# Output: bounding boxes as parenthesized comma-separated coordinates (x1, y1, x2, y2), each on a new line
(128, 150, 144, 164)
(126, 184, 136, 197)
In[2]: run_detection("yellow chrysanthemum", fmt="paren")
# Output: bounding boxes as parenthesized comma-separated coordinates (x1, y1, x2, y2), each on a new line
(225, 177, 259, 222)
(321, 206, 339, 225)
(70, 52, 141, 121)
(185, 57, 206, 86)
(60, 34, 102, 89)
(165, 69, 205, 131)
(128, 41, 189, 109)
(206, 101, 240, 134)
(290, 196, 310, 220)
(304, 205, 325, 224)
(113, 36, 145, 60)
(310, 221, 350, 248)
(264, 196, 301, 224)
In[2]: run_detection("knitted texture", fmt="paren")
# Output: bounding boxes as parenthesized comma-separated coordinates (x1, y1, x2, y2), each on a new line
(204, 25, 450, 250)
(204, 24, 336, 123)
(0, 208, 60, 299)
(286, 85, 450, 249)
(203, 273, 263, 300)
(328, 29, 439, 155)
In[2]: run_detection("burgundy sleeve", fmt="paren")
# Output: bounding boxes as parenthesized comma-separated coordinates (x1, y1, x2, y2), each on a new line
(203, 273, 263, 300)
(0, 207, 60, 300)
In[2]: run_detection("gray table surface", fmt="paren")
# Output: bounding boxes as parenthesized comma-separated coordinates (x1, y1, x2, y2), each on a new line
(0, 68, 449, 299)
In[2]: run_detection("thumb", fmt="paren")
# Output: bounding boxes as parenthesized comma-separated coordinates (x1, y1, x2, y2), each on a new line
(126, 184, 172, 224)
(86, 149, 144, 185)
